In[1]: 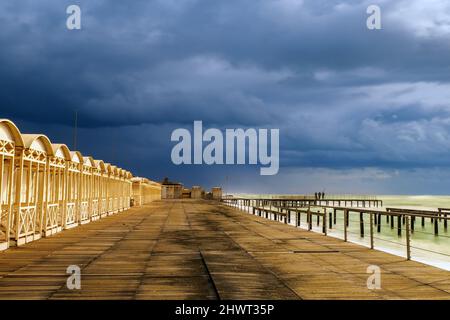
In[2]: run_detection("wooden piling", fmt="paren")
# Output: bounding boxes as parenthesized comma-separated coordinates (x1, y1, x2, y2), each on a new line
(329, 211, 332, 229)
(308, 207, 312, 231)
(406, 216, 411, 260)
(369, 213, 374, 249)
(344, 209, 348, 242)
(434, 216, 439, 236)
(360, 212, 364, 237)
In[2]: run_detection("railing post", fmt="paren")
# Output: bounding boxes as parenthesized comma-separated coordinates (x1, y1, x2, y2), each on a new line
(406, 216, 411, 260)
(344, 209, 348, 242)
(329, 210, 332, 229)
(308, 205, 312, 231)
(369, 213, 374, 249)
(434, 214, 439, 236)
(360, 212, 364, 238)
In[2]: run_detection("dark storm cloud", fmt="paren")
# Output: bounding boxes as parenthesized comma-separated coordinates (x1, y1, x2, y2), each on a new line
(1, 0, 450, 192)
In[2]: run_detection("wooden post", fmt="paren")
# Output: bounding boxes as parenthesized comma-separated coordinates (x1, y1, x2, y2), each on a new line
(406, 216, 411, 260)
(308, 206, 312, 231)
(360, 212, 364, 238)
(370, 213, 374, 249)
(397, 215, 402, 236)
(323, 208, 327, 235)
(328, 211, 332, 229)
(445, 213, 448, 230)
(344, 209, 348, 242)
(333, 208, 337, 225)
(346, 209, 349, 227)
(377, 213, 381, 233)
(434, 215, 439, 236)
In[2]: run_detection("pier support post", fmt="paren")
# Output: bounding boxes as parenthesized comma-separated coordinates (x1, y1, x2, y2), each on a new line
(308, 206, 312, 231)
(434, 216, 439, 236)
(344, 209, 348, 242)
(406, 216, 411, 260)
(445, 213, 448, 230)
(329, 211, 332, 229)
(323, 208, 327, 235)
(377, 213, 381, 233)
(397, 215, 402, 236)
(370, 213, 374, 249)
(344, 209, 350, 227)
(360, 212, 364, 238)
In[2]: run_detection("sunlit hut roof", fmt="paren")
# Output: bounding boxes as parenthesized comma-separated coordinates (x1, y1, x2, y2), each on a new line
(51, 144, 71, 161)
(70, 151, 83, 164)
(0, 119, 24, 147)
(94, 159, 107, 173)
(109, 165, 118, 176)
(22, 134, 54, 155)
(83, 156, 96, 168)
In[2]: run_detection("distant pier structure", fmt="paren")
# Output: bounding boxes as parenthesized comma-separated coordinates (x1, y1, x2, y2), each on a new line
(161, 178, 183, 199)
(225, 196, 383, 209)
(163, 183, 222, 201)
(191, 186, 204, 199)
(212, 187, 223, 200)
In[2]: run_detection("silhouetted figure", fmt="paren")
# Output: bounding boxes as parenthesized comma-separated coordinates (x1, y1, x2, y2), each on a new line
(314, 192, 318, 200)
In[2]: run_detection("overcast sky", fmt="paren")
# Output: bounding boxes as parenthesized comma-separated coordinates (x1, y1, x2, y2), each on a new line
(1, 0, 450, 194)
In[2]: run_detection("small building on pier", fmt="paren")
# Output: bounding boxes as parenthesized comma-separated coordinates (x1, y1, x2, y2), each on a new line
(161, 178, 183, 199)
(191, 186, 203, 199)
(212, 187, 222, 200)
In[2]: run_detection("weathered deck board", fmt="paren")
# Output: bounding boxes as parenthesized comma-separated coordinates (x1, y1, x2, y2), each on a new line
(0, 200, 448, 300)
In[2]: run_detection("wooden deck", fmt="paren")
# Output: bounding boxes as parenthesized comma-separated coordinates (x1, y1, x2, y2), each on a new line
(0, 199, 449, 300)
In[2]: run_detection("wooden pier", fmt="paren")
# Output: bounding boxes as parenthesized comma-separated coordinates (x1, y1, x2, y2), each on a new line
(0, 200, 448, 300)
